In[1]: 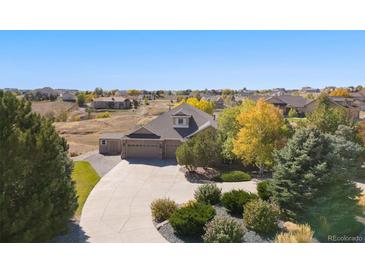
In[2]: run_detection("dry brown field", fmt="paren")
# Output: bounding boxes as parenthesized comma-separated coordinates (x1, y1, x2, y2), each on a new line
(51, 99, 172, 155)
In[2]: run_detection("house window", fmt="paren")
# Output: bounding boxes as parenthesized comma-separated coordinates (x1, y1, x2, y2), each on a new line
(101, 140, 107, 145)
(178, 118, 184, 125)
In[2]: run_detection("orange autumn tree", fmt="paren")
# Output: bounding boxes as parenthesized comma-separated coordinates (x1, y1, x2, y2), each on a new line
(329, 88, 350, 97)
(176, 97, 215, 114)
(233, 99, 285, 176)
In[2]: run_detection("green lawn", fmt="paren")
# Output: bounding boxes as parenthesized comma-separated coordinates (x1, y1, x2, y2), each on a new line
(72, 161, 100, 217)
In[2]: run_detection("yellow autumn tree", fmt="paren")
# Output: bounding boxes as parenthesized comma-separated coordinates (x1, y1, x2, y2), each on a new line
(329, 88, 349, 97)
(233, 99, 285, 176)
(176, 97, 214, 114)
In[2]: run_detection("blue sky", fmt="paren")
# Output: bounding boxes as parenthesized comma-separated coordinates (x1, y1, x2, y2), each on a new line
(0, 31, 364, 90)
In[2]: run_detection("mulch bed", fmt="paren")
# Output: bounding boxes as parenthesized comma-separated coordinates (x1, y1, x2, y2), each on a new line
(154, 205, 274, 243)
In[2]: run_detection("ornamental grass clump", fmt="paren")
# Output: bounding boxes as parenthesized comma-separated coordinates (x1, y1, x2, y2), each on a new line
(194, 184, 222, 205)
(169, 202, 216, 237)
(150, 198, 178, 223)
(203, 216, 245, 243)
(243, 199, 280, 235)
(274, 222, 314, 243)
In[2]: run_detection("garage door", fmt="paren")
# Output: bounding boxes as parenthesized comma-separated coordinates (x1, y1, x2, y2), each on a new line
(126, 140, 162, 159)
(165, 141, 181, 159)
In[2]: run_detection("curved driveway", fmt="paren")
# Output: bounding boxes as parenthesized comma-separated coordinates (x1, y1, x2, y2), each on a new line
(80, 159, 258, 243)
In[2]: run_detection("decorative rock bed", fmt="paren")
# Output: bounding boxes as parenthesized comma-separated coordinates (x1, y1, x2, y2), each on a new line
(153, 205, 274, 243)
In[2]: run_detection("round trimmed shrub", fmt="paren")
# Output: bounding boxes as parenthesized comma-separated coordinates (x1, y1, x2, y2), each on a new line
(194, 184, 222, 205)
(221, 189, 258, 215)
(169, 202, 216, 237)
(150, 198, 178, 223)
(203, 216, 245, 243)
(243, 199, 280, 235)
(257, 180, 272, 201)
(219, 171, 251, 182)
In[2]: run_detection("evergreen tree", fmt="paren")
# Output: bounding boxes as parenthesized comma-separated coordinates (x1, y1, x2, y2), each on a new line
(0, 91, 77, 242)
(271, 127, 364, 241)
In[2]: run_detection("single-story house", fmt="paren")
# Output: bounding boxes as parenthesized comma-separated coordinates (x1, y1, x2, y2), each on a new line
(248, 95, 313, 115)
(91, 96, 131, 109)
(61, 93, 77, 102)
(99, 103, 217, 159)
(201, 96, 225, 109)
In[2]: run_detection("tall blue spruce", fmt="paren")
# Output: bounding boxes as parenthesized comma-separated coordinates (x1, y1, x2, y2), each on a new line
(271, 126, 364, 241)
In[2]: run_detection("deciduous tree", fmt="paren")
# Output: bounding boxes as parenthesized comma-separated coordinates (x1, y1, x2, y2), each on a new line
(177, 97, 215, 114)
(233, 99, 285, 176)
(307, 94, 352, 134)
(329, 88, 350, 97)
(217, 100, 255, 162)
(77, 93, 85, 107)
(176, 128, 220, 170)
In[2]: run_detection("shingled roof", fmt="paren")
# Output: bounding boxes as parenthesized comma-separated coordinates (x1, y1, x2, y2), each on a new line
(274, 95, 313, 108)
(248, 94, 312, 108)
(125, 103, 217, 140)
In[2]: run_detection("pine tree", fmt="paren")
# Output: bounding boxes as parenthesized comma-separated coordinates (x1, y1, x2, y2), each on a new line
(0, 91, 77, 242)
(271, 127, 364, 241)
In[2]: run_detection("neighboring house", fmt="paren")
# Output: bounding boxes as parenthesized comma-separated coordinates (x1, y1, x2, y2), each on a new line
(91, 97, 131, 109)
(200, 95, 225, 109)
(305, 96, 361, 120)
(301, 86, 321, 93)
(248, 94, 313, 116)
(99, 103, 217, 158)
(349, 91, 365, 102)
(60, 93, 76, 102)
(212, 97, 224, 109)
(26, 87, 60, 101)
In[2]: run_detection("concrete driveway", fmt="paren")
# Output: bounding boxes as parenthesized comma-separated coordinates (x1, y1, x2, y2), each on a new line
(80, 159, 258, 243)
(72, 150, 121, 177)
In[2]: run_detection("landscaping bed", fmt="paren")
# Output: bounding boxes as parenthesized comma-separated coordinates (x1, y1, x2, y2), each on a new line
(154, 205, 273, 243)
(183, 167, 254, 183)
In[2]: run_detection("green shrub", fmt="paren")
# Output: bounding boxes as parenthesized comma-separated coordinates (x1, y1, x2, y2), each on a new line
(257, 180, 272, 201)
(194, 184, 222, 205)
(221, 190, 258, 215)
(217, 171, 251, 182)
(150, 198, 178, 223)
(203, 216, 245, 243)
(169, 202, 216, 237)
(288, 108, 298, 118)
(243, 199, 280, 235)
